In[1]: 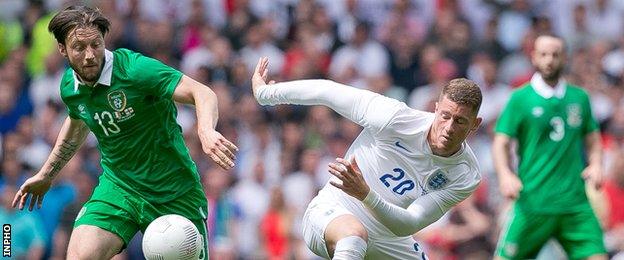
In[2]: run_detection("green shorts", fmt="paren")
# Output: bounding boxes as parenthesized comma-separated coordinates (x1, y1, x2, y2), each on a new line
(496, 205, 606, 260)
(74, 176, 209, 258)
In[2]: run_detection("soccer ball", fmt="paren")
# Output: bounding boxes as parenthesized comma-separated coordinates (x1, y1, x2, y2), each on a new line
(143, 214, 205, 260)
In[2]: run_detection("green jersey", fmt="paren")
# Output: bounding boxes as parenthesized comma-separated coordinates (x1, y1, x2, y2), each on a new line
(495, 80, 599, 213)
(60, 49, 201, 203)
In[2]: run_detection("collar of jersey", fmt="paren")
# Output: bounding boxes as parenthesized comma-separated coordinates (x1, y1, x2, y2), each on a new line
(73, 49, 114, 92)
(530, 72, 566, 99)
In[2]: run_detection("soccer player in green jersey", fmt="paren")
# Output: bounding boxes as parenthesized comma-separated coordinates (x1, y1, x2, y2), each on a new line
(11, 5, 238, 259)
(493, 34, 607, 260)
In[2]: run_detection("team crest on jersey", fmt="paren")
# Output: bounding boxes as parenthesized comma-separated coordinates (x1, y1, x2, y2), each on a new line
(427, 170, 448, 190)
(78, 104, 86, 114)
(532, 106, 544, 117)
(567, 103, 582, 127)
(107, 90, 127, 112)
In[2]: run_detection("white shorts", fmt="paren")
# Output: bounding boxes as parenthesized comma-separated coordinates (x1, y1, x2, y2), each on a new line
(302, 191, 428, 260)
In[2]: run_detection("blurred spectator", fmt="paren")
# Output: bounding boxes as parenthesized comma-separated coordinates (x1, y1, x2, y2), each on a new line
(376, 0, 427, 46)
(335, 0, 360, 43)
(310, 4, 341, 53)
(365, 73, 407, 102)
(260, 187, 292, 260)
(24, 1, 55, 77)
(236, 107, 281, 185)
(282, 148, 321, 259)
(223, 0, 259, 51)
(239, 22, 285, 76)
(329, 21, 388, 84)
(230, 161, 270, 259)
(565, 4, 593, 52)
(443, 19, 474, 77)
(0, 153, 27, 189)
(203, 167, 238, 259)
(387, 28, 422, 92)
(15, 115, 51, 171)
(180, 0, 208, 53)
(480, 17, 508, 63)
(0, 70, 33, 134)
(180, 25, 217, 78)
(497, 0, 533, 52)
(282, 148, 320, 218)
(408, 58, 458, 112)
(497, 28, 535, 86)
(282, 23, 330, 80)
(29, 52, 64, 114)
(0, 12, 24, 62)
(586, 0, 624, 43)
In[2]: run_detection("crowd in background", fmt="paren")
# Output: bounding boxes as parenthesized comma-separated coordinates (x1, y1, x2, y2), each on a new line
(1, 0, 624, 259)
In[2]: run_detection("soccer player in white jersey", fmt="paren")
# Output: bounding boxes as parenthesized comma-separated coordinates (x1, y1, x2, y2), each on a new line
(251, 57, 483, 259)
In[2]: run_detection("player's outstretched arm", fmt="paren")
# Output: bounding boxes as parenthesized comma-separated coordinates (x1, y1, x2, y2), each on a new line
(13, 116, 89, 211)
(329, 157, 476, 236)
(173, 75, 238, 170)
(251, 57, 403, 133)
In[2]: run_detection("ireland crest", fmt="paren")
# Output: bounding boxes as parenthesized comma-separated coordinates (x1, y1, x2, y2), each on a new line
(107, 90, 126, 112)
(566, 103, 582, 128)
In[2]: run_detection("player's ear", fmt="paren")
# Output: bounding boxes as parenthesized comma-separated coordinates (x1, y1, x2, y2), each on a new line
(58, 43, 67, 58)
(471, 117, 483, 133)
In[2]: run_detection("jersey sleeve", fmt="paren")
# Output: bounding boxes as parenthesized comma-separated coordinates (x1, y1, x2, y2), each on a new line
(362, 171, 479, 236)
(494, 91, 522, 137)
(255, 79, 404, 135)
(126, 50, 183, 99)
(582, 91, 599, 135)
(65, 106, 80, 119)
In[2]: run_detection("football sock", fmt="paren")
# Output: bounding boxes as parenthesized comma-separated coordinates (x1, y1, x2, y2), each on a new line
(332, 236, 367, 260)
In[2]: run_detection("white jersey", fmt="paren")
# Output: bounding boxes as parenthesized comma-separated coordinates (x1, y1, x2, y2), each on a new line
(256, 79, 481, 238)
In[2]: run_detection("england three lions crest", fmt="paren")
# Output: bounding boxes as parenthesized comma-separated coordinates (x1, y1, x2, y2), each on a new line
(427, 169, 449, 190)
(107, 90, 127, 112)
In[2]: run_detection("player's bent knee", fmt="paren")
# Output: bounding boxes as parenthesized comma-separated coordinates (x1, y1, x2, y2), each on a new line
(325, 214, 368, 241)
(324, 214, 368, 257)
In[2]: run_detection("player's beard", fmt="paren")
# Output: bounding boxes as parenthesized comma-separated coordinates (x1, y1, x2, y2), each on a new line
(68, 56, 103, 84)
(539, 65, 563, 82)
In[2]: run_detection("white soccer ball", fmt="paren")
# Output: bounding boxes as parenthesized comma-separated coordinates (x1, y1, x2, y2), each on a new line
(143, 214, 205, 260)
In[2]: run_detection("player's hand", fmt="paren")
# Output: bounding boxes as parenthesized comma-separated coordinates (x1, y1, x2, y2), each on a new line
(328, 157, 370, 201)
(582, 164, 602, 190)
(198, 129, 238, 170)
(498, 172, 522, 200)
(251, 57, 275, 98)
(12, 173, 52, 211)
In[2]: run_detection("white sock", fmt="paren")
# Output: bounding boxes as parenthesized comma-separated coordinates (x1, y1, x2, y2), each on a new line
(332, 236, 367, 260)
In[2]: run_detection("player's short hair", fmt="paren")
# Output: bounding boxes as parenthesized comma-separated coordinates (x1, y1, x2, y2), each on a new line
(440, 78, 482, 114)
(48, 5, 110, 45)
